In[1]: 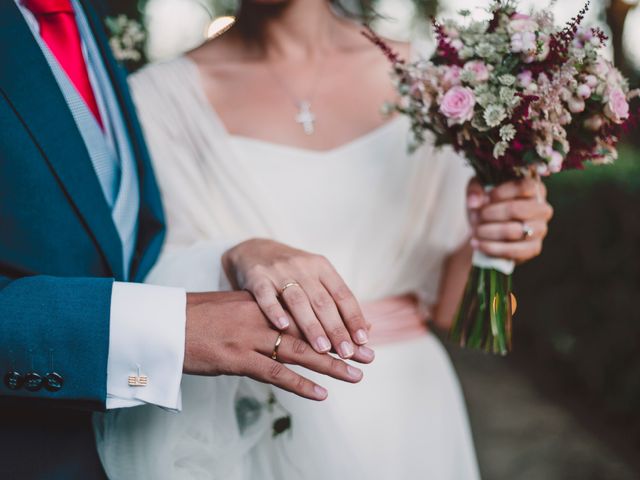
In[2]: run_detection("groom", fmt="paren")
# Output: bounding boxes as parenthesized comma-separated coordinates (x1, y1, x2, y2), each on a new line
(0, 1, 367, 478)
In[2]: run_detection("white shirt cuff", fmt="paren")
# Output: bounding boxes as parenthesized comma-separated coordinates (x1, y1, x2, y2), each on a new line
(106, 282, 186, 411)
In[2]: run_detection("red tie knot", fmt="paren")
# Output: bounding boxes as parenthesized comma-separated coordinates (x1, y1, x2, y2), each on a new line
(24, 0, 74, 15)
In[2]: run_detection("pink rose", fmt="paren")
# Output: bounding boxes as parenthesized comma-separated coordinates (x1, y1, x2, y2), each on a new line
(442, 66, 462, 88)
(604, 88, 630, 124)
(509, 14, 538, 34)
(511, 31, 537, 54)
(517, 70, 533, 88)
(464, 61, 490, 82)
(440, 86, 476, 126)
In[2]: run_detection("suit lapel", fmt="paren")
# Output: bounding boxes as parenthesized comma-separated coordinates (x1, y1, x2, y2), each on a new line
(0, 2, 124, 279)
(79, 0, 166, 280)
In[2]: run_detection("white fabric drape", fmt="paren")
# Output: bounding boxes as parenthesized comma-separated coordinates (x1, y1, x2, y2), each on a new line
(94, 56, 480, 480)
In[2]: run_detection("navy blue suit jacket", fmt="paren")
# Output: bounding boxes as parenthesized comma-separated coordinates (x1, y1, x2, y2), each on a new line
(0, 1, 165, 477)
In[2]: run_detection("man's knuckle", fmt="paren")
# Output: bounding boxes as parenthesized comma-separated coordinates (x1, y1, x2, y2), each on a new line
(295, 375, 308, 393)
(269, 362, 285, 379)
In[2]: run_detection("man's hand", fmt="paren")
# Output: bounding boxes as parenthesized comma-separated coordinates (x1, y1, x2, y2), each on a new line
(184, 291, 366, 401)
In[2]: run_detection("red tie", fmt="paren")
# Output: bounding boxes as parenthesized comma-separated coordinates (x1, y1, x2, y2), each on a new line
(25, 0, 103, 128)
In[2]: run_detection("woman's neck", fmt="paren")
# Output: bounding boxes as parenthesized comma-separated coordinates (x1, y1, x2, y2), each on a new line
(235, 1, 340, 61)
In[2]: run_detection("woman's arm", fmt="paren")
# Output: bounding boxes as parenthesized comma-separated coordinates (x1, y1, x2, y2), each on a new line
(431, 244, 473, 331)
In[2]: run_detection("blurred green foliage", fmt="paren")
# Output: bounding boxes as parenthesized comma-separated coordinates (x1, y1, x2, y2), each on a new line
(514, 141, 640, 448)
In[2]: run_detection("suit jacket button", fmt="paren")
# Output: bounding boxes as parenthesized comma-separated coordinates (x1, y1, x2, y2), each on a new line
(24, 372, 43, 392)
(44, 372, 64, 392)
(4, 371, 24, 390)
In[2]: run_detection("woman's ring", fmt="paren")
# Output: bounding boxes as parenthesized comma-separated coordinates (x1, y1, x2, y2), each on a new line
(280, 281, 301, 295)
(522, 223, 534, 239)
(271, 333, 283, 361)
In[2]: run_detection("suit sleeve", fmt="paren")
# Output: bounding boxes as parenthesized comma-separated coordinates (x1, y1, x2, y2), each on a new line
(0, 274, 113, 410)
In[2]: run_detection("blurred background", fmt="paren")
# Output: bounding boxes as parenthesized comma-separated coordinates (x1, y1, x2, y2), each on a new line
(104, 0, 639, 478)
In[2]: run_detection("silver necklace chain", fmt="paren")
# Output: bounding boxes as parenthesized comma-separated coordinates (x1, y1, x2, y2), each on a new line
(265, 55, 328, 135)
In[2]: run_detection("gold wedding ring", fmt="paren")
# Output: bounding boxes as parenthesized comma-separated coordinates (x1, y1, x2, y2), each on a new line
(271, 333, 283, 361)
(280, 281, 301, 295)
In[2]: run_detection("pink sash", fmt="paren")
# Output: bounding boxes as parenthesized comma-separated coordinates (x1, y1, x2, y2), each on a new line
(362, 294, 430, 345)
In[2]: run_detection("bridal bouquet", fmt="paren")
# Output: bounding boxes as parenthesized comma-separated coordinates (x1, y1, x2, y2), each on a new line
(366, 1, 638, 355)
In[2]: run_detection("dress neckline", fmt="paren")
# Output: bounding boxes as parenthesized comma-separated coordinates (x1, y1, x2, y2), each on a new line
(228, 116, 405, 157)
(179, 55, 406, 156)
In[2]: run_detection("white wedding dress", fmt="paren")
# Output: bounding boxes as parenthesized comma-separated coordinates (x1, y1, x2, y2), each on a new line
(94, 56, 480, 480)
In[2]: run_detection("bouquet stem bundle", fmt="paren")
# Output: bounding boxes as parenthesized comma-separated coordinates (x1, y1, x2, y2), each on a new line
(451, 265, 513, 355)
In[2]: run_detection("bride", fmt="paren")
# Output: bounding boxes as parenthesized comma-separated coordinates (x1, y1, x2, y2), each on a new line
(94, 0, 554, 478)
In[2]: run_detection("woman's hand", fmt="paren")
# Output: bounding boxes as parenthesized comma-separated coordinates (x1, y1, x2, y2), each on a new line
(222, 239, 374, 362)
(467, 177, 554, 263)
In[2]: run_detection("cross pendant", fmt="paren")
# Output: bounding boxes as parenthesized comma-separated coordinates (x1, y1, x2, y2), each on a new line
(295, 101, 316, 135)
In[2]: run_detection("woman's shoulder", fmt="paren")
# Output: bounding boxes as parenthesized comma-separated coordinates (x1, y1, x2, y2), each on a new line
(129, 56, 193, 95)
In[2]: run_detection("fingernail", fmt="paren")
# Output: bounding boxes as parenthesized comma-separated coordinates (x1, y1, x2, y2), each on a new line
(358, 345, 376, 361)
(314, 385, 328, 400)
(276, 317, 290, 329)
(347, 365, 363, 381)
(467, 194, 482, 208)
(316, 336, 331, 352)
(338, 341, 355, 358)
(470, 238, 480, 249)
(354, 329, 369, 345)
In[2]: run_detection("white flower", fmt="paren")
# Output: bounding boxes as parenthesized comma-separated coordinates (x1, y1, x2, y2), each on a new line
(459, 47, 475, 60)
(475, 42, 495, 58)
(499, 124, 517, 142)
(585, 75, 598, 88)
(548, 151, 564, 173)
(499, 75, 517, 87)
(106, 15, 145, 63)
(484, 105, 507, 128)
(477, 92, 498, 108)
(493, 141, 508, 159)
(577, 84, 592, 99)
(500, 87, 516, 104)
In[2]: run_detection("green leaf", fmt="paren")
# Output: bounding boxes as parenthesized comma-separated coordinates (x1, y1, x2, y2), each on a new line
(272, 416, 292, 437)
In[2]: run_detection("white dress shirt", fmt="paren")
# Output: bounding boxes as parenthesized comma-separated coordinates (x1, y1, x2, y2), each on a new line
(16, 0, 187, 411)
